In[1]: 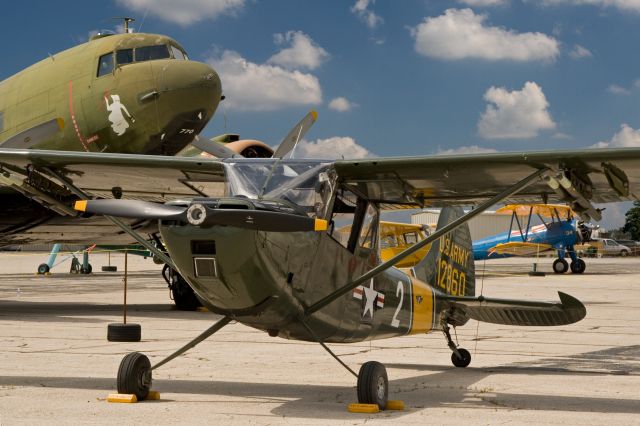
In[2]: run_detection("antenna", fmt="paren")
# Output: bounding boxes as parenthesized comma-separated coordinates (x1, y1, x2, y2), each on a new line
(113, 17, 136, 33)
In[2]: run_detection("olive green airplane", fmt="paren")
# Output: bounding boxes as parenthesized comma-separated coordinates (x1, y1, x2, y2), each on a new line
(0, 25, 313, 308)
(0, 145, 637, 409)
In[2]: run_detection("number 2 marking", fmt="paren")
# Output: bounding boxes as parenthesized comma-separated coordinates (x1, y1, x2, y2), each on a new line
(391, 281, 404, 328)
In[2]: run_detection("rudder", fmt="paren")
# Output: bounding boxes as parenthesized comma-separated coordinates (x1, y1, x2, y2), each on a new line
(412, 207, 475, 297)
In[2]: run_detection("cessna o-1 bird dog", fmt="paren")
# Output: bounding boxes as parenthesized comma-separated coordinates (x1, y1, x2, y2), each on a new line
(0, 144, 637, 409)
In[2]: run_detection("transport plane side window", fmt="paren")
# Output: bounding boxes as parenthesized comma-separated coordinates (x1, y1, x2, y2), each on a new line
(116, 49, 134, 66)
(170, 45, 186, 60)
(135, 45, 170, 62)
(97, 52, 114, 77)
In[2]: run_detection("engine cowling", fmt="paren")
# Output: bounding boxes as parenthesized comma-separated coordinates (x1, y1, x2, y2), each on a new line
(225, 140, 274, 158)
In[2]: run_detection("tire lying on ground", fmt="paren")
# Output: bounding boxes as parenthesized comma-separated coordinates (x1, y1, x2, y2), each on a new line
(107, 323, 141, 342)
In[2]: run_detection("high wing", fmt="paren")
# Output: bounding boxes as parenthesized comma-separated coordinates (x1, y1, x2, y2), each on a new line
(333, 148, 640, 219)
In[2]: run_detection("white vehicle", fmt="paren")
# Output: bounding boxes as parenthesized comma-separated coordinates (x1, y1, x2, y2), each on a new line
(596, 238, 631, 256)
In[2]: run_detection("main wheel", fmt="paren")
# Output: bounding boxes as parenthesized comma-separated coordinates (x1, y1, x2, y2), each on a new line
(107, 323, 141, 342)
(451, 348, 471, 368)
(570, 259, 586, 274)
(357, 361, 388, 409)
(171, 273, 202, 311)
(552, 258, 569, 274)
(37, 263, 50, 275)
(117, 352, 151, 400)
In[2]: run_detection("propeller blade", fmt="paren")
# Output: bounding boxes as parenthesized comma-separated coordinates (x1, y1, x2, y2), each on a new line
(272, 110, 318, 158)
(74, 199, 187, 220)
(186, 204, 327, 232)
(1, 118, 64, 148)
(190, 135, 244, 159)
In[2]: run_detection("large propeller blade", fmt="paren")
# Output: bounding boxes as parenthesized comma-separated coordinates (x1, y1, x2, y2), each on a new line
(74, 199, 327, 233)
(272, 110, 318, 158)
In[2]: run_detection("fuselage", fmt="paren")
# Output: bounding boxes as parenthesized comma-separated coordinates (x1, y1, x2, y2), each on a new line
(0, 32, 221, 155)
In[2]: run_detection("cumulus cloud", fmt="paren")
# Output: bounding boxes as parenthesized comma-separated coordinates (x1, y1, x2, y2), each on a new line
(542, 0, 640, 13)
(411, 8, 559, 62)
(457, 0, 508, 6)
(268, 31, 329, 70)
(478, 81, 556, 139)
(569, 44, 592, 59)
(592, 124, 640, 148)
(435, 145, 498, 155)
(607, 84, 632, 95)
(208, 50, 322, 111)
(351, 0, 383, 29)
(115, 0, 245, 25)
(294, 137, 374, 159)
(328, 97, 357, 112)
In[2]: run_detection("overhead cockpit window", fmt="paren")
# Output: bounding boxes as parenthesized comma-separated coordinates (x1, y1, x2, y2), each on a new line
(116, 49, 134, 65)
(135, 45, 170, 62)
(97, 53, 114, 77)
(170, 45, 186, 60)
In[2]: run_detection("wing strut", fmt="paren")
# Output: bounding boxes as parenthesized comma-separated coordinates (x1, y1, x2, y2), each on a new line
(304, 167, 550, 316)
(42, 167, 177, 269)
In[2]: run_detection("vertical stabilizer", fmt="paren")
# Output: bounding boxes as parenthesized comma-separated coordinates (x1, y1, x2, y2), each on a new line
(412, 207, 475, 297)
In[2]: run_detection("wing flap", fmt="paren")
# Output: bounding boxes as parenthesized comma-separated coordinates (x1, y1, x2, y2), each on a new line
(443, 292, 586, 326)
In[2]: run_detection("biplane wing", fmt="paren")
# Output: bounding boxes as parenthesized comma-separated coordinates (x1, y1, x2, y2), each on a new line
(489, 241, 554, 256)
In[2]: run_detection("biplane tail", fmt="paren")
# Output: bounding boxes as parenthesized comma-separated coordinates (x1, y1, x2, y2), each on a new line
(412, 207, 475, 297)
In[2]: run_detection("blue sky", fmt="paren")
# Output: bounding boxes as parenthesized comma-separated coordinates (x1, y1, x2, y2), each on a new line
(2, 0, 639, 228)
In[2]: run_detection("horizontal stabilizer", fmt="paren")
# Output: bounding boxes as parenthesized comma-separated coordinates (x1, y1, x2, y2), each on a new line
(442, 292, 586, 326)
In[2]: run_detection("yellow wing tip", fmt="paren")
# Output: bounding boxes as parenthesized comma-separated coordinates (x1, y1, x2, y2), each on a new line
(314, 218, 328, 231)
(74, 200, 87, 212)
(310, 110, 318, 121)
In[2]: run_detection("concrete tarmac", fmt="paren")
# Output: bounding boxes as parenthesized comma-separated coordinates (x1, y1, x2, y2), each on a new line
(0, 252, 638, 425)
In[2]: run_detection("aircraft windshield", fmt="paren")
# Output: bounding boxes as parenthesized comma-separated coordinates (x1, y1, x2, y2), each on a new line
(223, 160, 330, 215)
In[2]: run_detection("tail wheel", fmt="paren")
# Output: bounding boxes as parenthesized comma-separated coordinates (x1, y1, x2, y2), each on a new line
(357, 361, 388, 409)
(553, 258, 569, 274)
(451, 348, 471, 368)
(117, 352, 152, 400)
(570, 259, 586, 274)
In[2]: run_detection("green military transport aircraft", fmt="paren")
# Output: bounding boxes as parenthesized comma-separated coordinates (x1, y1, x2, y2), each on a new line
(0, 145, 637, 409)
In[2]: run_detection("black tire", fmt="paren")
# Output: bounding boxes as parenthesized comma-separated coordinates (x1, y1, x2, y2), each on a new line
(570, 258, 586, 274)
(102, 265, 118, 272)
(107, 323, 141, 342)
(80, 263, 92, 274)
(37, 263, 50, 275)
(451, 348, 471, 368)
(117, 352, 151, 400)
(357, 361, 388, 409)
(552, 258, 569, 274)
(171, 274, 202, 311)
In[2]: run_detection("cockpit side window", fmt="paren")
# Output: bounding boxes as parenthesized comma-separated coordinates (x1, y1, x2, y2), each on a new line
(97, 52, 114, 77)
(116, 49, 134, 65)
(135, 45, 170, 62)
(170, 45, 186, 60)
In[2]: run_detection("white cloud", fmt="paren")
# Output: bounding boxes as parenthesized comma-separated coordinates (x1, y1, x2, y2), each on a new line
(478, 81, 556, 139)
(294, 137, 374, 159)
(268, 31, 329, 70)
(435, 145, 498, 155)
(457, 0, 508, 6)
(542, 0, 640, 13)
(607, 84, 632, 95)
(208, 50, 322, 111)
(328, 97, 357, 112)
(592, 124, 640, 148)
(115, 0, 245, 25)
(569, 44, 592, 59)
(411, 8, 559, 62)
(351, 0, 383, 29)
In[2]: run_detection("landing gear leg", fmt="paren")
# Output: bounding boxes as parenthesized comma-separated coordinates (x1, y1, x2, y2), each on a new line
(300, 321, 389, 409)
(116, 316, 231, 400)
(443, 322, 471, 368)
